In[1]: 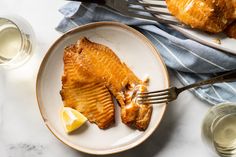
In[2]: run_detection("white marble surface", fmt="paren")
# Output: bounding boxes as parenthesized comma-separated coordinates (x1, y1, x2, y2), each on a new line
(0, 0, 218, 156)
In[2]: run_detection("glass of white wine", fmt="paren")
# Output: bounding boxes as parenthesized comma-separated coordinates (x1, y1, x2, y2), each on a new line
(0, 14, 35, 69)
(202, 103, 236, 157)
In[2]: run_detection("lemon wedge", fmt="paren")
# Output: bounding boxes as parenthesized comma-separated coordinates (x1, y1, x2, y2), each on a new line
(60, 107, 87, 133)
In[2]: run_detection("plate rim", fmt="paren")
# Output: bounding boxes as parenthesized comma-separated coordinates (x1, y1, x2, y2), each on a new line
(171, 25, 236, 55)
(36, 21, 170, 155)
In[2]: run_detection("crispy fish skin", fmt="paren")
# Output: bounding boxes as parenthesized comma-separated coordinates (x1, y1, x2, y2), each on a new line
(76, 38, 141, 99)
(61, 82, 115, 129)
(61, 37, 152, 130)
(61, 83, 115, 129)
(77, 38, 152, 130)
(166, 0, 236, 33)
(225, 21, 236, 38)
(61, 45, 115, 129)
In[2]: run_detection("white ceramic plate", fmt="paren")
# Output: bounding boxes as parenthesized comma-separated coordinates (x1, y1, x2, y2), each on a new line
(143, 0, 236, 55)
(36, 22, 169, 155)
(171, 26, 236, 55)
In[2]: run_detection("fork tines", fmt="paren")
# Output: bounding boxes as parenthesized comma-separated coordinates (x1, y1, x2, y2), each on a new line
(128, 0, 170, 16)
(125, 0, 184, 26)
(128, 1, 167, 9)
(137, 88, 171, 104)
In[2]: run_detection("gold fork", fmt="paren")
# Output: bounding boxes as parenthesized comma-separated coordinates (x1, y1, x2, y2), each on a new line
(137, 70, 236, 104)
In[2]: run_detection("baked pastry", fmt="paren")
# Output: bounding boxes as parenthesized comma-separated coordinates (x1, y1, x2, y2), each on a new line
(60, 37, 152, 130)
(166, 0, 236, 33)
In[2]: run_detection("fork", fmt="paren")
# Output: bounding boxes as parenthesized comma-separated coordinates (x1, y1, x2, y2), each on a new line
(69, 0, 184, 27)
(137, 70, 236, 104)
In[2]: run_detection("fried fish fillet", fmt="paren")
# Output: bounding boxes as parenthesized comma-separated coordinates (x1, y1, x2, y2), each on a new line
(225, 21, 236, 38)
(60, 37, 152, 130)
(166, 0, 236, 33)
(232, 0, 236, 18)
(60, 45, 115, 129)
(76, 38, 141, 105)
(122, 83, 152, 130)
(75, 38, 152, 130)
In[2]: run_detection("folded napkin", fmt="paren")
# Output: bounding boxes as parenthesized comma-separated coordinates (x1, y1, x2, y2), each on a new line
(56, 2, 236, 105)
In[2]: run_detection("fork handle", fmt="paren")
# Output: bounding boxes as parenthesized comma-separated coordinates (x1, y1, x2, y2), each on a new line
(177, 70, 236, 93)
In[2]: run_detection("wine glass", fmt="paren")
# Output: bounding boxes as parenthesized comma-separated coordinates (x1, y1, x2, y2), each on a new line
(0, 14, 35, 69)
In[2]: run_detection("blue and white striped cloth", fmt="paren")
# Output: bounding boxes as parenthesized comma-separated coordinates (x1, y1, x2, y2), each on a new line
(56, 2, 236, 105)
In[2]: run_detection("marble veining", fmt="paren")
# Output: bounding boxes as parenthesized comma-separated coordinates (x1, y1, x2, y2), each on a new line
(8, 143, 45, 157)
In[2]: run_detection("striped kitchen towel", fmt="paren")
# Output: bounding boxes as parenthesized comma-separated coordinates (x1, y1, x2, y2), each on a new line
(56, 2, 236, 105)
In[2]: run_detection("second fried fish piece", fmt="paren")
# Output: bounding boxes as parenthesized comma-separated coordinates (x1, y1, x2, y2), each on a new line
(225, 21, 236, 39)
(166, 0, 236, 33)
